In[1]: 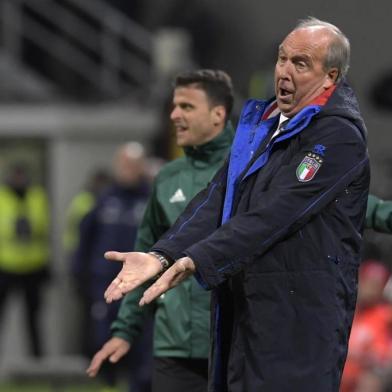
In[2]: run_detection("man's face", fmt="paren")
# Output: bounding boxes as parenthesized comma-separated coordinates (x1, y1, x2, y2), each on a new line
(170, 85, 222, 147)
(113, 151, 145, 187)
(274, 27, 337, 118)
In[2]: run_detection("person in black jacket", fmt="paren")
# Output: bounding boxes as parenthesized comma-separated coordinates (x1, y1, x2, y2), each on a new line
(102, 18, 370, 391)
(72, 142, 152, 391)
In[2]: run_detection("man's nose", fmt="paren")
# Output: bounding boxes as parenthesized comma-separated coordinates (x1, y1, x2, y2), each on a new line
(276, 62, 291, 79)
(170, 107, 180, 120)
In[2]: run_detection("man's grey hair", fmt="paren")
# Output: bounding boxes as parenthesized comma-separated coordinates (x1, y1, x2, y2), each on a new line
(294, 17, 350, 82)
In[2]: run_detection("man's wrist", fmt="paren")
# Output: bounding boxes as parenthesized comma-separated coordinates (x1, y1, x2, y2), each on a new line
(149, 251, 170, 273)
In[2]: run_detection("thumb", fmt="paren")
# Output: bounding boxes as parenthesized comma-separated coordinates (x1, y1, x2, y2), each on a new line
(104, 251, 126, 262)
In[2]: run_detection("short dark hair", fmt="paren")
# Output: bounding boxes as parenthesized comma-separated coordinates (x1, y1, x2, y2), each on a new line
(174, 69, 234, 118)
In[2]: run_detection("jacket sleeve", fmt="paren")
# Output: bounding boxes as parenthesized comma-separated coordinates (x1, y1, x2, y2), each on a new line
(111, 284, 152, 342)
(157, 117, 369, 289)
(111, 182, 165, 342)
(366, 194, 392, 233)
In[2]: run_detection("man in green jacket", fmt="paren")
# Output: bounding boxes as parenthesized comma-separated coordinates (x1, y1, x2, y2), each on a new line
(87, 69, 234, 392)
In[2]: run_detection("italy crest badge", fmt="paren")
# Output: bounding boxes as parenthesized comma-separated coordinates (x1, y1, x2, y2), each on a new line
(296, 152, 323, 182)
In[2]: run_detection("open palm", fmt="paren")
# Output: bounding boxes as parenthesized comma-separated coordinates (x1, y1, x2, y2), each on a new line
(104, 251, 162, 303)
(139, 256, 196, 305)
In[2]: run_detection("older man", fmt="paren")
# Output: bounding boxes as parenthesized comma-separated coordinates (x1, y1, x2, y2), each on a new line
(103, 18, 370, 391)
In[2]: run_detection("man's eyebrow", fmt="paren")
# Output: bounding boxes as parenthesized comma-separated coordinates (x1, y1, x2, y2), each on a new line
(179, 101, 194, 107)
(292, 54, 312, 63)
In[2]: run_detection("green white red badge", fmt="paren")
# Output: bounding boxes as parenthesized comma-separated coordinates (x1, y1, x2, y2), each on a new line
(296, 152, 323, 182)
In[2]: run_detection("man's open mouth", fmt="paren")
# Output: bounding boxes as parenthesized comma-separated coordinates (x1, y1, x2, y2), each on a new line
(279, 88, 292, 97)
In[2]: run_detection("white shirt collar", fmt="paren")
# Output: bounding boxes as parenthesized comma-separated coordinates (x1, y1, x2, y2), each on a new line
(278, 114, 289, 129)
(271, 114, 290, 139)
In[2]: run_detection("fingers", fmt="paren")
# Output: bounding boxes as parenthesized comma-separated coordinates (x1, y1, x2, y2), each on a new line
(142, 280, 169, 305)
(139, 280, 169, 306)
(139, 266, 178, 306)
(104, 251, 126, 262)
(139, 259, 196, 305)
(104, 254, 194, 304)
(86, 348, 111, 377)
(104, 277, 124, 303)
(103, 252, 155, 303)
(108, 343, 130, 363)
(103, 252, 127, 303)
(86, 339, 130, 377)
(104, 276, 142, 303)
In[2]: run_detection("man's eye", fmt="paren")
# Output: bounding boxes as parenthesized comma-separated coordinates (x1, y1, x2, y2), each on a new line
(296, 62, 307, 70)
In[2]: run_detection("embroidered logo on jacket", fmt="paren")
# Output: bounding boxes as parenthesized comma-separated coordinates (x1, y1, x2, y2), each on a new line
(312, 144, 326, 156)
(169, 188, 186, 203)
(296, 152, 323, 182)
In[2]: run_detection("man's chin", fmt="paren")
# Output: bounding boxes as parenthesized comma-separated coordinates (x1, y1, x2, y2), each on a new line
(277, 102, 292, 115)
(278, 103, 291, 116)
(176, 139, 190, 147)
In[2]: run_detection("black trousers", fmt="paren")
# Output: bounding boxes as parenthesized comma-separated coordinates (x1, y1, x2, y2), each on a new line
(152, 357, 208, 392)
(0, 267, 49, 357)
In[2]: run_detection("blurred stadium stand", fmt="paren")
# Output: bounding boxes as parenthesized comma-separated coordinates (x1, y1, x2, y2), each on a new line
(0, 0, 153, 101)
(1, 0, 392, 389)
(2, 356, 90, 391)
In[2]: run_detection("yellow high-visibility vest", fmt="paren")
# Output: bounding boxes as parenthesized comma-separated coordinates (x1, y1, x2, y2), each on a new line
(0, 185, 50, 273)
(63, 191, 95, 252)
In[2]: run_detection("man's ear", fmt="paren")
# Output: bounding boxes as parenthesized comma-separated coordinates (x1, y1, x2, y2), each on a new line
(211, 105, 226, 126)
(324, 67, 339, 88)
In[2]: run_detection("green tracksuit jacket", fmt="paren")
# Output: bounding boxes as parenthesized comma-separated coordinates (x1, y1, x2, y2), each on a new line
(111, 124, 233, 358)
(366, 194, 392, 233)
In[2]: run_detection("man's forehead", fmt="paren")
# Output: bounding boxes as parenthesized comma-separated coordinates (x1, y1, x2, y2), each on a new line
(279, 28, 331, 56)
(173, 85, 208, 101)
(175, 83, 205, 92)
(283, 27, 332, 47)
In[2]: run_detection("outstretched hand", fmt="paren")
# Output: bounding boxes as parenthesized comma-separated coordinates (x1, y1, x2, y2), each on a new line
(104, 251, 162, 303)
(139, 256, 196, 306)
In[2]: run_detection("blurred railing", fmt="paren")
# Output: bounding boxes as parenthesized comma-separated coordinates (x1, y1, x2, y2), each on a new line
(0, 0, 153, 99)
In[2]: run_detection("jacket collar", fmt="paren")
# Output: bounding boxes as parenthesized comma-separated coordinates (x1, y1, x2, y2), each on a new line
(183, 122, 234, 163)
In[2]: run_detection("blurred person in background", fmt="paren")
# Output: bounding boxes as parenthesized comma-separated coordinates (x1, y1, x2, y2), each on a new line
(0, 163, 50, 358)
(64, 168, 112, 358)
(63, 168, 112, 255)
(341, 260, 392, 392)
(87, 69, 234, 392)
(72, 143, 151, 392)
